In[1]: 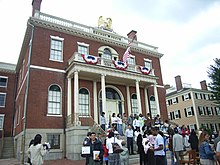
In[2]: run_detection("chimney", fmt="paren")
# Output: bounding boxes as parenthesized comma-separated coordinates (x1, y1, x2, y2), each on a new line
(175, 75, 183, 91)
(32, 0, 42, 16)
(127, 30, 137, 41)
(200, 80, 208, 90)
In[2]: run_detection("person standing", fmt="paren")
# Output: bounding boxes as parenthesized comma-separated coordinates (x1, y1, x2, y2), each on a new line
(106, 131, 122, 165)
(125, 124, 134, 155)
(172, 128, 184, 165)
(120, 141, 129, 165)
(127, 114, 134, 129)
(122, 113, 128, 135)
(150, 127, 166, 165)
(216, 141, 220, 164)
(111, 113, 118, 131)
(85, 132, 104, 165)
(100, 112, 106, 131)
(188, 129, 199, 152)
(27, 134, 47, 165)
(214, 130, 220, 150)
(117, 114, 123, 136)
(199, 131, 216, 165)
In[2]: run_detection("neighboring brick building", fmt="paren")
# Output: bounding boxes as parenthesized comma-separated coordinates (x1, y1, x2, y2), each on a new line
(166, 75, 220, 132)
(0, 62, 16, 137)
(10, 0, 167, 161)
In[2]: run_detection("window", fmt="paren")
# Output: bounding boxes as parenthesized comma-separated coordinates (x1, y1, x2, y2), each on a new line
(182, 93, 191, 101)
(150, 96, 157, 118)
(184, 107, 194, 117)
(144, 59, 152, 70)
(174, 110, 181, 119)
(195, 93, 202, 99)
(47, 134, 60, 149)
(131, 94, 138, 115)
(198, 106, 205, 115)
(102, 48, 112, 60)
(189, 124, 196, 131)
(48, 85, 61, 115)
(206, 107, 213, 115)
(79, 88, 89, 116)
(0, 93, 6, 107)
(203, 94, 209, 100)
(215, 107, 220, 115)
(210, 123, 216, 132)
(50, 36, 63, 61)
(78, 45, 88, 55)
(0, 115, 5, 129)
(127, 56, 135, 65)
(172, 97, 178, 104)
(0, 77, 8, 87)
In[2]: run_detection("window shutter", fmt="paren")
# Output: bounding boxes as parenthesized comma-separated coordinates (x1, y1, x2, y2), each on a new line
(198, 107, 201, 115)
(188, 93, 191, 99)
(203, 107, 206, 115)
(184, 108, 187, 117)
(215, 107, 218, 115)
(178, 110, 181, 118)
(176, 97, 178, 103)
(172, 112, 175, 120)
(194, 124, 197, 130)
(195, 93, 198, 99)
(211, 107, 214, 115)
(182, 95, 185, 101)
(191, 107, 194, 116)
(170, 112, 173, 120)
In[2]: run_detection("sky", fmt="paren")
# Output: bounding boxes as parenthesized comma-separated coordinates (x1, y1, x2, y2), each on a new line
(0, 0, 220, 88)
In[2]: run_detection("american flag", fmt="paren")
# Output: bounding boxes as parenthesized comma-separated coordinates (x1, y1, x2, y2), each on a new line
(122, 46, 131, 63)
(122, 34, 136, 63)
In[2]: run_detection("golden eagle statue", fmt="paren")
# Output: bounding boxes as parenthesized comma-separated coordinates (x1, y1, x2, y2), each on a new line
(98, 16, 112, 31)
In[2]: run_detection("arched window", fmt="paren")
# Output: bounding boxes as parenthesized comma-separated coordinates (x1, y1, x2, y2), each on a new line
(79, 88, 89, 116)
(150, 96, 157, 118)
(48, 85, 61, 115)
(131, 94, 138, 115)
(102, 48, 112, 60)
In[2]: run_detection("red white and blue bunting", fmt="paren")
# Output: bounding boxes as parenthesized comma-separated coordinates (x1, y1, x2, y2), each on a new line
(82, 54, 100, 65)
(113, 60, 128, 70)
(139, 66, 151, 75)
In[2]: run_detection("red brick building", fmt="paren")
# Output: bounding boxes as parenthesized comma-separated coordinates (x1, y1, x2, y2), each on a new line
(11, 0, 167, 161)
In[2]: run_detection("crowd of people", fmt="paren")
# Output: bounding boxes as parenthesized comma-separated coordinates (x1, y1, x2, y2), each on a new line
(83, 112, 220, 165)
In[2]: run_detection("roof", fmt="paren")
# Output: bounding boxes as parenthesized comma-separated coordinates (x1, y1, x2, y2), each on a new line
(0, 62, 16, 73)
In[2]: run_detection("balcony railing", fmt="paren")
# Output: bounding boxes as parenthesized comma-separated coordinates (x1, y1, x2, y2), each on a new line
(68, 52, 155, 76)
(33, 11, 159, 53)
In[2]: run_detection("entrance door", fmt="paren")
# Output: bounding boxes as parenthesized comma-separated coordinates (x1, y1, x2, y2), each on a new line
(106, 100, 118, 127)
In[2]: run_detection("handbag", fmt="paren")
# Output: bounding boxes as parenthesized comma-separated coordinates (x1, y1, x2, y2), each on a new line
(112, 137, 124, 153)
(81, 146, 90, 157)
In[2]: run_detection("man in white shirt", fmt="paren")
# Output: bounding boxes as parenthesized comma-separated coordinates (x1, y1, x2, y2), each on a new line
(150, 127, 165, 165)
(125, 124, 134, 155)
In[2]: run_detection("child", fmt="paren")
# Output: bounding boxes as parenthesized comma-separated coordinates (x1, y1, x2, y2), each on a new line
(103, 139, 108, 165)
(120, 141, 129, 165)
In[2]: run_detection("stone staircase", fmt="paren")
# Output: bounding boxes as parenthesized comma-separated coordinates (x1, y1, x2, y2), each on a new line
(1, 137, 14, 159)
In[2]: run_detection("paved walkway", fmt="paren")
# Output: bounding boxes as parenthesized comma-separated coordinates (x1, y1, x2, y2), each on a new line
(0, 158, 170, 165)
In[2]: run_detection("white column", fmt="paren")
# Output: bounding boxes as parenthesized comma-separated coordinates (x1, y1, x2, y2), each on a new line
(93, 81, 98, 123)
(101, 74, 106, 114)
(126, 86, 131, 115)
(154, 84, 160, 116)
(74, 71, 79, 124)
(144, 87, 150, 114)
(136, 80, 142, 114)
(67, 76, 72, 116)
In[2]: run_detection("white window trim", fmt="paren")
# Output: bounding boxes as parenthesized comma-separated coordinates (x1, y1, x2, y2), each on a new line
(0, 76, 8, 88)
(144, 58, 152, 62)
(174, 110, 180, 119)
(77, 42, 89, 47)
(186, 107, 193, 117)
(0, 93, 6, 107)
(199, 106, 205, 115)
(78, 88, 90, 116)
(0, 114, 5, 130)
(184, 94, 190, 100)
(172, 98, 177, 104)
(47, 84, 62, 116)
(49, 36, 64, 62)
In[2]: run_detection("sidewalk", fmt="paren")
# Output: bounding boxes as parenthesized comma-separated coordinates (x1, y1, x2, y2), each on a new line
(0, 158, 170, 165)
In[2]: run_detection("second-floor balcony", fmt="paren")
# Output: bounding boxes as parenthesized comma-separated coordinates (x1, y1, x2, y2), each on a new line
(68, 52, 155, 76)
